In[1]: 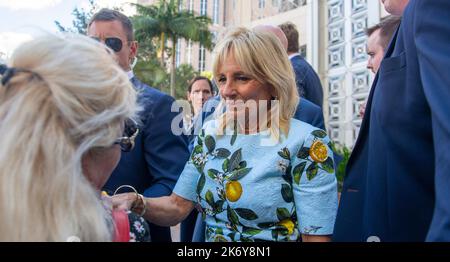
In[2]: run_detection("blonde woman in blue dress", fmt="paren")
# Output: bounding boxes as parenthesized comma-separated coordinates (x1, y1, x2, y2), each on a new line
(113, 27, 338, 242)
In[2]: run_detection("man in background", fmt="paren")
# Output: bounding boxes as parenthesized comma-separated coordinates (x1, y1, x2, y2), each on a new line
(88, 9, 190, 242)
(366, 15, 401, 74)
(335, 0, 450, 241)
(279, 22, 324, 109)
(360, 15, 401, 117)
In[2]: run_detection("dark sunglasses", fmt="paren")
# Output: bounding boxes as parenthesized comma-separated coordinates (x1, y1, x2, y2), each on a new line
(91, 37, 123, 53)
(114, 118, 139, 152)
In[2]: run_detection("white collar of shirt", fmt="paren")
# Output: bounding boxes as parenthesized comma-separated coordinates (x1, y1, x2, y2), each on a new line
(288, 53, 301, 60)
(127, 70, 135, 80)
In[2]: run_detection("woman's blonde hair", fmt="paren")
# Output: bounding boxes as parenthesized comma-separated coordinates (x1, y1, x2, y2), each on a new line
(212, 27, 299, 140)
(0, 34, 137, 241)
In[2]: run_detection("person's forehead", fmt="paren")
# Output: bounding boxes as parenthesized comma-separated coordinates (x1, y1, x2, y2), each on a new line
(367, 29, 382, 49)
(88, 20, 127, 38)
(192, 80, 211, 89)
(219, 54, 244, 72)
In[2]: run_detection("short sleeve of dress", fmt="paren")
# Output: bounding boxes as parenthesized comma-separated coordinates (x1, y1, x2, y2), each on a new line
(290, 129, 338, 235)
(173, 135, 205, 202)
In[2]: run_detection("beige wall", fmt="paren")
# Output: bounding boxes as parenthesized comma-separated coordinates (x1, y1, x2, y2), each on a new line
(247, 5, 310, 55)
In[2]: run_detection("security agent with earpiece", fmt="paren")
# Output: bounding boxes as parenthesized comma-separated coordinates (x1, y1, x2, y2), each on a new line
(87, 8, 190, 242)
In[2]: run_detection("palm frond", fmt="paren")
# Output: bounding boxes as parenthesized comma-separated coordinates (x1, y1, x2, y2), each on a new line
(132, 16, 161, 41)
(129, 3, 158, 17)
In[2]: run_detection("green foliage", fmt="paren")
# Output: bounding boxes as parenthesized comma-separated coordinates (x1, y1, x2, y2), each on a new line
(281, 184, 293, 203)
(55, 0, 208, 99)
(134, 57, 167, 90)
(293, 162, 306, 185)
(131, 0, 213, 97)
(235, 208, 258, 221)
(135, 62, 198, 99)
(276, 208, 291, 221)
(55, 0, 97, 33)
(331, 142, 352, 192)
(306, 162, 318, 181)
(132, 0, 213, 51)
(133, 21, 199, 99)
(172, 64, 198, 98)
(196, 174, 206, 194)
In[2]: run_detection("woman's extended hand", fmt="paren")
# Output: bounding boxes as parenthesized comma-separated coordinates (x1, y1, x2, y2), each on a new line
(111, 193, 196, 227)
(111, 192, 138, 211)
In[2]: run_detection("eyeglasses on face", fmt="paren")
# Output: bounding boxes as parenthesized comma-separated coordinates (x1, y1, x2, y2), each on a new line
(91, 37, 124, 53)
(114, 118, 139, 152)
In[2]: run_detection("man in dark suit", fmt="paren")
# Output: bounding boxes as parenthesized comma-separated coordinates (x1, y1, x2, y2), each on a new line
(366, 16, 401, 75)
(88, 9, 190, 242)
(334, 0, 450, 242)
(359, 15, 401, 118)
(279, 22, 324, 109)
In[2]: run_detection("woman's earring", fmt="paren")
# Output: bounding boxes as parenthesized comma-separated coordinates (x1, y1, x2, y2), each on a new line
(130, 57, 138, 69)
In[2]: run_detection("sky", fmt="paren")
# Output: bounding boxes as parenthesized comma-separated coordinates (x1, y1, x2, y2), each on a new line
(0, 0, 136, 59)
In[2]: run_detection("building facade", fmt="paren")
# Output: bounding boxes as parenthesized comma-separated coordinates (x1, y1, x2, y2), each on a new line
(136, 0, 388, 147)
(242, 0, 387, 147)
(138, 0, 226, 73)
(320, 0, 386, 147)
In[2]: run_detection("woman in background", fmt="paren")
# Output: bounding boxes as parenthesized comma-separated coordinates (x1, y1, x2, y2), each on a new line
(183, 76, 214, 134)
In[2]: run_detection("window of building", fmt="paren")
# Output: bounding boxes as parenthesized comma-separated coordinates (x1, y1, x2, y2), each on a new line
(300, 44, 307, 58)
(279, 0, 307, 12)
(212, 31, 218, 45)
(198, 45, 206, 72)
(259, 0, 265, 9)
(188, 0, 194, 12)
(290, 0, 307, 7)
(213, 0, 220, 24)
(272, 0, 280, 8)
(187, 40, 192, 64)
(223, 0, 228, 26)
(176, 38, 182, 67)
(200, 0, 207, 15)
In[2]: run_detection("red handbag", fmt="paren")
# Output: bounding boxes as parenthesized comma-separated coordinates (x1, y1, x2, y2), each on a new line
(111, 210, 130, 242)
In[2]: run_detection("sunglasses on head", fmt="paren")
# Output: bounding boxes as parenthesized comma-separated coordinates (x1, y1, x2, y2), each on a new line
(91, 37, 123, 53)
(114, 118, 139, 152)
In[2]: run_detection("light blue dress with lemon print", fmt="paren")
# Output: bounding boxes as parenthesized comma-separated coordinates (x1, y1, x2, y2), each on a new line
(174, 118, 338, 242)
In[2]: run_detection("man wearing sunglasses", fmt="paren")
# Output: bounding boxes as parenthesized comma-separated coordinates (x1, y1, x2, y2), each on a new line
(88, 9, 190, 242)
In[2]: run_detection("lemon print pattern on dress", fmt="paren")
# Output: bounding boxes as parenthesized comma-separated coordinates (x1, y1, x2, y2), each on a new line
(309, 140, 328, 163)
(278, 219, 295, 235)
(225, 181, 243, 202)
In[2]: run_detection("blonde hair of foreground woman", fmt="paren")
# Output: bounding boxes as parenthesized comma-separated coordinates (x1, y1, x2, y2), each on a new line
(213, 27, 299, 141)
(0, 34, 137, 241)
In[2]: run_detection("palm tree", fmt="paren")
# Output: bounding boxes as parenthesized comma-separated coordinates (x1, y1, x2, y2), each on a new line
(132, 0, 213, 97)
